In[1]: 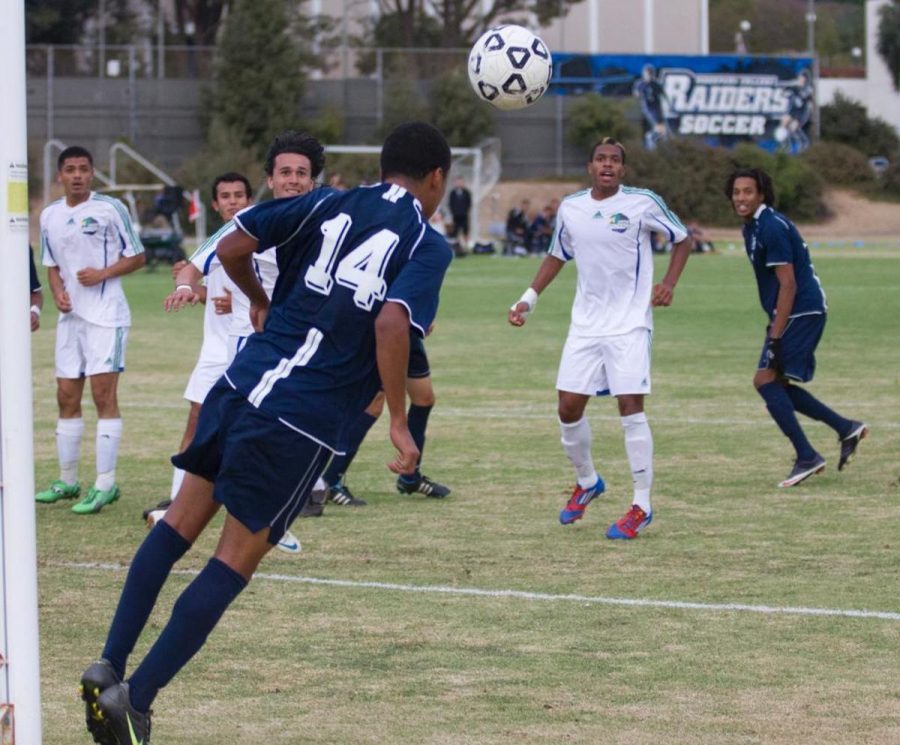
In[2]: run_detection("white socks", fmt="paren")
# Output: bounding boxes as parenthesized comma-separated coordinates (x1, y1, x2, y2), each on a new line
(621, 412, 653, 513)
(57, 417, 84, 484)
(170, 468, 186, 500)
(559, 417, 599, 489)
(95, 418, 123, 491)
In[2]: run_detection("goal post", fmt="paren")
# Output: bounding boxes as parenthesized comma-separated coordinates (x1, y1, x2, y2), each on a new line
(324, 138, 501, 245)
(0, 1, 44, 744)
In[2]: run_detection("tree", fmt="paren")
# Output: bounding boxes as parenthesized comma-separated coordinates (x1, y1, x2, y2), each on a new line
(820, 92, 900, 156)
(371, 0, 582, 50)
(429, 68, 495, 146)
(877, 0, 900, 90)
(26, 0, 135, 44)
(209, 0, 321, 154)
(566, 94, 635, 154)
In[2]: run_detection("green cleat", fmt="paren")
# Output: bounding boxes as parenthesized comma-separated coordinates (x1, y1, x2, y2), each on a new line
(35, 479, 81, 503)
(72, 485, 121, 515)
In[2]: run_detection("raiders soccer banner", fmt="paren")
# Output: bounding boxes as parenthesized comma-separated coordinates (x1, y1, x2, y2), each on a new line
(552, 53, 815, 154)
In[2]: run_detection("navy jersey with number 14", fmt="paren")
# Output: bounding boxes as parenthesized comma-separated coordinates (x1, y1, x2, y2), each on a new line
(225, 184, 453, 452)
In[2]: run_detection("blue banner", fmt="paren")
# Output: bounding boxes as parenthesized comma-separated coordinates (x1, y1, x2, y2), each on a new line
(552, 53, 815, 153)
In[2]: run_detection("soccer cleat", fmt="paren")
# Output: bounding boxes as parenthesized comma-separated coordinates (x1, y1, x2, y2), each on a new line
(298, 486, 326, 518)
(95, 682, 152, 745)
(559, 477, 605, 524)
(838, 421, 867, 471)
(396, 473, 451, 498)
(606, 504, 653, 540)
(144, 510, 167, 528)
(80, 659, 122, 745)
(327, 482, 368, 506)
(35, 479, 81, 503)
(275, 529, 302, 554)
(141, 500, 171, 524)
(72, 484, 121, 515)
(778, 454, 827, 488)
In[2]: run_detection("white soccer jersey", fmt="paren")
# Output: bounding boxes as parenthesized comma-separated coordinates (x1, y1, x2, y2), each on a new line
(226, 246, 279, 339)
(40, 192, 144, 327)
(188, 224, 235, 366)
(549, 186, 687, 337)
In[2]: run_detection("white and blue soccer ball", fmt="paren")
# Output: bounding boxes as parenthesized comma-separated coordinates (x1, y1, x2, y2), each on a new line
(468, 25, 553, 111)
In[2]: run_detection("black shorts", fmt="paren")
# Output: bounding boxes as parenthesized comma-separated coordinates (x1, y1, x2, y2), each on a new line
(172, 380, 332, 544)
(758, 314, 825, 383)
(408, 334, 430, 379)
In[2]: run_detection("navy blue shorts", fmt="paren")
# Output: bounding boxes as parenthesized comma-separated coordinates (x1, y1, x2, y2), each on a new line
(408, 334, 430, 379)
(758, 313, 826, 383)
(172, 379, 332, 545)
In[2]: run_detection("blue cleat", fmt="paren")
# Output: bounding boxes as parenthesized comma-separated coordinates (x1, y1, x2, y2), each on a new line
(606, 505, 653, 540)
(559, 477, 605, 524)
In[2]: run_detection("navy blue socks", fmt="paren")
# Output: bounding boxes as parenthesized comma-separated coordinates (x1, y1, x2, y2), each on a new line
(757, 382, 818, 461)
(322, 411, 379, 485)
(406, 403, 433, 470)
(127, 558, 247, 713)
(102, 521, 191, 679)
(784, 385, 852, 437)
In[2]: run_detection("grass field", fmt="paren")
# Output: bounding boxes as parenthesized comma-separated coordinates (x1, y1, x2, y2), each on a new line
(31, 244, 899, 744)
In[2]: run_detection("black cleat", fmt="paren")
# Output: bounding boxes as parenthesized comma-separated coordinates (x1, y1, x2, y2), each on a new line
(298, 486, 326, 518)
(778, 454, 826, 488)
(80, 659, 121, 745)
(96, 682, 152, 745)
(396, 473, 451, 498)
(838, 422, 867, 471)
(327, 482, 367, 506)
(141, 500, 172, 523)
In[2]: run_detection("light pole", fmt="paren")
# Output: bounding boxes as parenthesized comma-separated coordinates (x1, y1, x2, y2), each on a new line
(806, 0, 816, 55)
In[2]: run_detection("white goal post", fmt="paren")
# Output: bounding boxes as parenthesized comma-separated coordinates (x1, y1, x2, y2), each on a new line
(325, 138, 501, 245)
(0, 2, 43, 744)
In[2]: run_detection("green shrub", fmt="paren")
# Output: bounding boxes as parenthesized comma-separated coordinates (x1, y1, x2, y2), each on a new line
(820, 92, 900, 158)
(566, 94, 636, 153)
(800, 141, 876, 187)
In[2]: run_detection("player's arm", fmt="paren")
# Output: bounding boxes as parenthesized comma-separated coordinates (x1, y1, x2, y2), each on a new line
(47, 266, 72, 313)
(652, 235, 693, 306)
(376, 301, 418, 475)
(217, 228, 269, 330)
(770, 263, 796, 338)
(76, 252, 145, 287)
(508, 254, 565, 326)
(164, 262, 204, 311)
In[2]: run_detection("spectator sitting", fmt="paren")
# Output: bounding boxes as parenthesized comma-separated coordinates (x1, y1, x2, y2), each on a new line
(529, 204, 555, 253)
(688, 221, 716, 253)
(505, 199, 532, 256)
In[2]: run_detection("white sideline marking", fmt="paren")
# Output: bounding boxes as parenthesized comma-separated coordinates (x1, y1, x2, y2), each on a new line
(54, 561, 900, 622)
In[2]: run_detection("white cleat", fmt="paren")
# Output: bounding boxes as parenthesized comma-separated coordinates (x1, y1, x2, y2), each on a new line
(276, 529, 302, 555)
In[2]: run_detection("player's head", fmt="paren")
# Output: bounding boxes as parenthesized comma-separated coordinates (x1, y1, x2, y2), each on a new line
(264, 131, 325, 199)
(725, 168, 775, 221)
(588, 137, 626, 195)
(57, 145, 94, 202)
(380, 121, 452, 219)
(211, 172, 252, 221)
(642, 64, 656, 81)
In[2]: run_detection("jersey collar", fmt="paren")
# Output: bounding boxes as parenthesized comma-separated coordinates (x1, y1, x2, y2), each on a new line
(753, 203, 767, 220)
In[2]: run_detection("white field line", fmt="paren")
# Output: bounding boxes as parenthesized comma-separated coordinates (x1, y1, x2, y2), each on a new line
(53, 561, 900, 623)
(118, 401, 900, 429)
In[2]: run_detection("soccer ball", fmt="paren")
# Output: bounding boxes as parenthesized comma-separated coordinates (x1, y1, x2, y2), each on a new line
(468, 25, 552, 111)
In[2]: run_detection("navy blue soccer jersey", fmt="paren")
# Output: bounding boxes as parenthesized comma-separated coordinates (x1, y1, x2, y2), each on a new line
(225, 183, 453, 451)
(742, 205, 826, 320)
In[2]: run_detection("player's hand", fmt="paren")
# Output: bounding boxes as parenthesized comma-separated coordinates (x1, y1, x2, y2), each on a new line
(76, 267, 107, 287)
(170, 260, 189, 281)
(164, 286, 201, 311)
(651, 282, 674, 306)
(386, 422, 420, 475)
(766, 336, 784, 373)
(250, 302, 268, 332)
(212, 288, 232, 315)
(508, 301, 531, 326)
(54, 290, 72, 313)
(30, 311, 40, 332)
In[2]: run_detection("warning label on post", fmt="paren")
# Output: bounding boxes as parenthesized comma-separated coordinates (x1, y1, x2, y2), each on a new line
(7, 161, 29, 233)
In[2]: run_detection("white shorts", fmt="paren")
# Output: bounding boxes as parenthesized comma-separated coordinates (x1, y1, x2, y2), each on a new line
(226, 334, 249, 364)
(183, 357, 228, 404)
(556, 327, 652, 397)
(55, 314, 128, 378)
